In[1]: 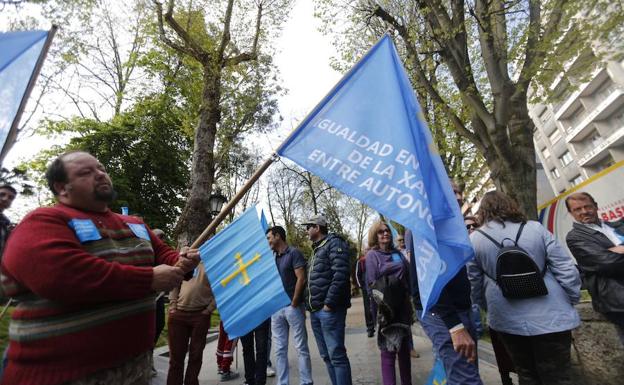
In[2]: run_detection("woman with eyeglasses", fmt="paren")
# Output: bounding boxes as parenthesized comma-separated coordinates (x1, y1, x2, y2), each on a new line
(365, 221, 412, 385)
(464, 216, 479, 234)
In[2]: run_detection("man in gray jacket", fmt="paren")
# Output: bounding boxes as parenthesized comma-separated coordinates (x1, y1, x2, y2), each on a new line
(565, 192, 624, 344)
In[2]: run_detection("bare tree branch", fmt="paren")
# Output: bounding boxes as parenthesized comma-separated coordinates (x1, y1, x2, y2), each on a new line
(222, 0, 262, 67)
(152, 0, 207, 62)
(371, 4, 486, 153)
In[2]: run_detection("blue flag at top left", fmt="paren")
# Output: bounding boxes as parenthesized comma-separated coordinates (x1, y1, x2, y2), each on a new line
(199, 206, 290, 338)
(0, 28, 56, 164)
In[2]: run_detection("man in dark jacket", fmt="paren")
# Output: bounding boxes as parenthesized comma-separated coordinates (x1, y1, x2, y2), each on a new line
(565, 192, 624, 344)
(404, 181, 482, 385)
(302, 215, 352, 385)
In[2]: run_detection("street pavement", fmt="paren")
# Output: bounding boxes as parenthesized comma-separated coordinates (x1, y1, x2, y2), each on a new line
(152, 296, 507, 385)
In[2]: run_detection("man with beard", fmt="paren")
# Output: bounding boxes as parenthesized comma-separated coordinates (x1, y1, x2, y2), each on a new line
(0, 151, 199, 385)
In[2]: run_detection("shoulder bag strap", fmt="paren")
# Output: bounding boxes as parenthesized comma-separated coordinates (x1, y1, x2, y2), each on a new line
(515, 222, 548, 276)
(475, 229, 503, 248)
(514, 222, 526, 245)
(474, 229, 500, 282)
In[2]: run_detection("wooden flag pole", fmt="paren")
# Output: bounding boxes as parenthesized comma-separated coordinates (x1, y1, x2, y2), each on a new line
(189, 153, 279, 249)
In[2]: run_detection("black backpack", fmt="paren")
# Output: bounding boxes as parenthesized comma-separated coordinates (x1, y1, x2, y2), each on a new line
(476, 222, 549, 299)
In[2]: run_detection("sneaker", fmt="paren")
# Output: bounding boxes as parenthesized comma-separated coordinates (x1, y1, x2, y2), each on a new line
(221, 371, 240, 382)
(266, 366, 276, 377)
(218, 369, 224, 375)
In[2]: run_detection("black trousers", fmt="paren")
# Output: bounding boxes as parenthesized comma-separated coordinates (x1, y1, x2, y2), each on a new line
(362, 288, 374, 333)
(241, 319, 270, 385)
(498, 330, 573, 385)
(603, 311, 624, 345)
(154, 294, 166, 345)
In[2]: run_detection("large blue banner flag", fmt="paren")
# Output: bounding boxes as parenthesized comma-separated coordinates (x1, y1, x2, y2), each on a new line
(277, 35, 473, 311)
(0, 29, 54, 164)
(199, 206, 290, 338)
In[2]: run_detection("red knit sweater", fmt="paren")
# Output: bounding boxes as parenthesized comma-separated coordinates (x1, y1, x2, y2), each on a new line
(0, 203, 179, 385)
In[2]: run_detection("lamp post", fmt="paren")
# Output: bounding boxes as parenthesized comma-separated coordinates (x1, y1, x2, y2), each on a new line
(208, 189, 227, 217)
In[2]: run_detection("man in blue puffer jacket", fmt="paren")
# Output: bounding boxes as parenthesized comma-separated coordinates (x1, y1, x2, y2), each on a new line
(302, 215, 352, 385)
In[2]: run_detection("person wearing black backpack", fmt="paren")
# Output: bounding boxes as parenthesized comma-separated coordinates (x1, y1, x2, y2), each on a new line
(467, 191, 581, 385)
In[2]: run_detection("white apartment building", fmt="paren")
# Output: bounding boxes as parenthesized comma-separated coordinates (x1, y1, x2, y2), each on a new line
(530, 59, 624, 198)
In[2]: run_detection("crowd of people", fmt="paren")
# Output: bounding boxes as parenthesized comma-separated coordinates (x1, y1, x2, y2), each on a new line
(0, 151, 622, 385)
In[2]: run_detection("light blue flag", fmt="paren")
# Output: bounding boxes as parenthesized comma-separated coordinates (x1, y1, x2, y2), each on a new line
(199, 206, 290, 338)
(425, 358, 447, 385)
(260, 209, 269, 232)
(277, 35, 473, 312)
(384, 219, 399, 242)
(0, 30, 49, 156)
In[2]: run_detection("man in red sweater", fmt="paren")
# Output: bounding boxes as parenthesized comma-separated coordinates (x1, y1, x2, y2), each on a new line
(0, 151, 199, 385)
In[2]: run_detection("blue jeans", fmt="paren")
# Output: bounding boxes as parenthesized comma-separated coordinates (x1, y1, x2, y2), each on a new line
(310, 309, 352, 385)
(420, 310, 483, 385)
(272, 305, 313, 385)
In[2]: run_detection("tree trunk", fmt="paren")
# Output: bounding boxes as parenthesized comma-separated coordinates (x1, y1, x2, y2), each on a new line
(484, 91, 538, 219)
(175, 67, 221, 246)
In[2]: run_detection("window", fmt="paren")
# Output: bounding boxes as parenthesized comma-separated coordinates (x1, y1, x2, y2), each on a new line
(538, 108, 552, 125)
(590, 131, 604, 147)
(548, 129, 562, 144)
(597, 155, 615, 171)
(594, 79, 618, 104)
(550, 168, 561, 179)
(542, 147, 551, 159)
(570, 174, 583, 186)
(611, 110, 624, 128)
(559, 151, 573, 166)
(568, 105, 587, 130)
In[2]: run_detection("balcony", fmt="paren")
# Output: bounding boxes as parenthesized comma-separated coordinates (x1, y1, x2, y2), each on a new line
(554, 90, 581, 119)
(554, 67, 607, 120)
(578, 126, 624, 167)
(565, 87, 624, 142)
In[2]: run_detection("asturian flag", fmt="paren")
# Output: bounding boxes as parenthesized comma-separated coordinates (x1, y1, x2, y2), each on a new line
(199, 206, 290, 338)
(277, 35, 473, 312)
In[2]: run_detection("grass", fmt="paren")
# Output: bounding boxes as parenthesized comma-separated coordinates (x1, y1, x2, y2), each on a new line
(0, 306, 13, 352)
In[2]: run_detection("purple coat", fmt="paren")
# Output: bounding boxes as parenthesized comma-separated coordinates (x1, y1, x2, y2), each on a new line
(365, 248, 409, 289)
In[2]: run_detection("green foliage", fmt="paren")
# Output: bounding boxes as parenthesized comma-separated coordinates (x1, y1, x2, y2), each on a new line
(30, 95, 192, 233)
(0, 166, 35, 195)
(0, 306, 13, 352)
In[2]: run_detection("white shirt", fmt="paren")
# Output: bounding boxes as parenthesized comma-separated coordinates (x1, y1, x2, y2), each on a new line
(584, 221, 624, 246)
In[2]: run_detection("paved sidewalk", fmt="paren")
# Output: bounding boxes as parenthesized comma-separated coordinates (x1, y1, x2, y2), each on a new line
(152, 297, 506, 385)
